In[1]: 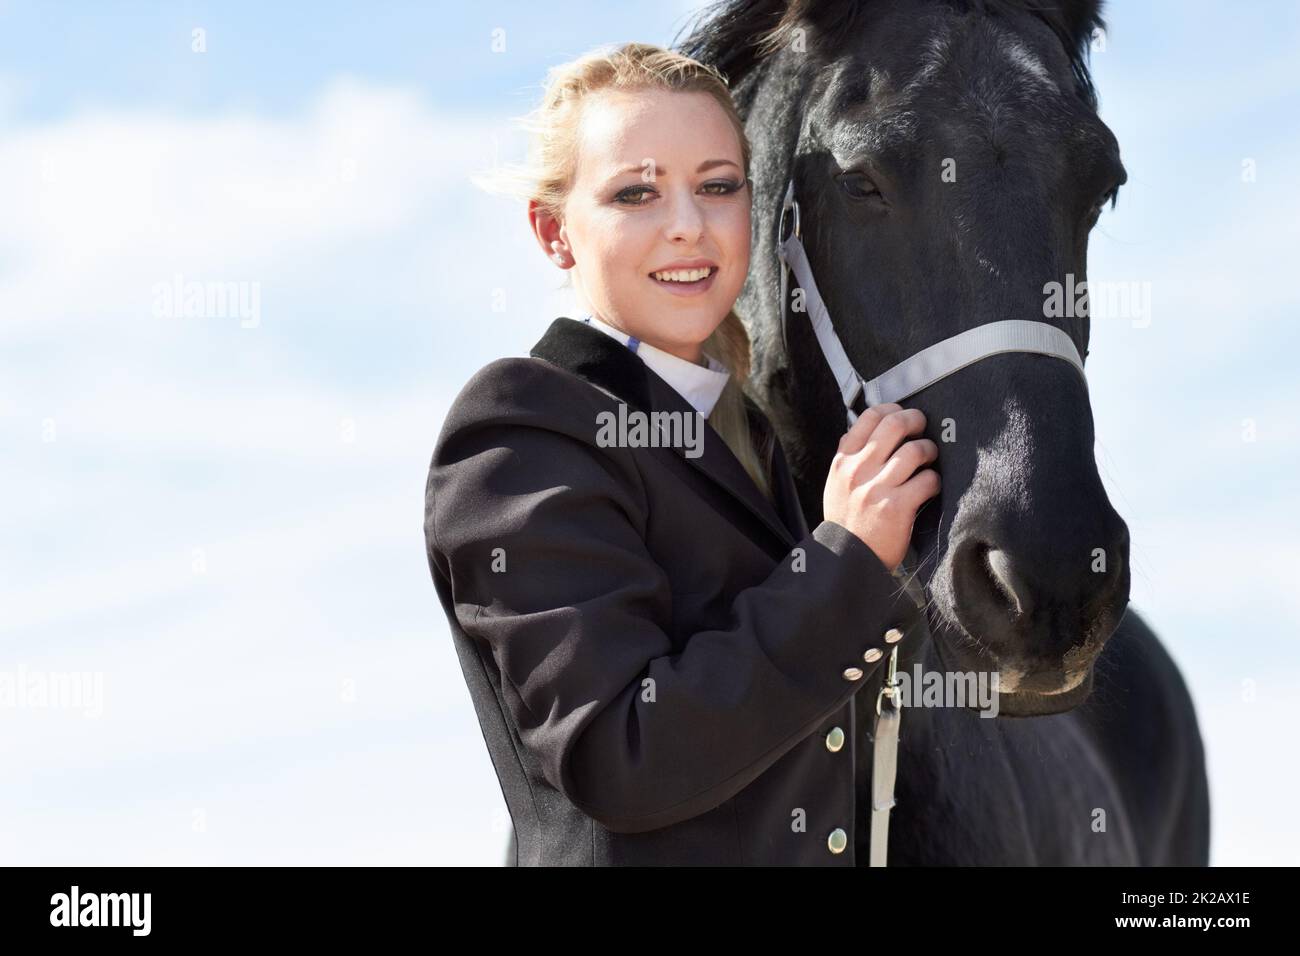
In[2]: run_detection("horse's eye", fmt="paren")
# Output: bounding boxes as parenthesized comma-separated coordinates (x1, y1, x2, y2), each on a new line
(1088, 185, 1119, 225)
(838, 171, 882, 202)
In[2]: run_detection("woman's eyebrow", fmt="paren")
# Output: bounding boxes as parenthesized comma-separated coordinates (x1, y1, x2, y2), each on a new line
(605, 158, 741, 181)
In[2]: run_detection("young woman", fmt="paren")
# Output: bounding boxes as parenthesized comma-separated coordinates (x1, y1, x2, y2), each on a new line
(424, 42, 940, 866)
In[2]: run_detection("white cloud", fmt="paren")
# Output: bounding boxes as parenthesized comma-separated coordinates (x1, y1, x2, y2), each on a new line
(0, 77, 556, 864)
(0, 74, 572, 349)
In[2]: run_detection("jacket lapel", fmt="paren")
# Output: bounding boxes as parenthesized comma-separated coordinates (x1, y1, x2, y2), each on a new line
(764, 417, 811, 540)
(529, 317, 798, 552)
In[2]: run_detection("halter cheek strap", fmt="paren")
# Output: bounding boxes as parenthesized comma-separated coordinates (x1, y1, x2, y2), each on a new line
(776, 178, 1089, 428)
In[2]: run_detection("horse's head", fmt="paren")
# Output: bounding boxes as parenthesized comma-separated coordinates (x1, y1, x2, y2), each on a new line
(685, 0, 1130, 714)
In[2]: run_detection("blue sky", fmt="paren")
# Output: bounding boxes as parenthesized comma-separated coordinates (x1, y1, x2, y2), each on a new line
(1, 1, 1297, 865)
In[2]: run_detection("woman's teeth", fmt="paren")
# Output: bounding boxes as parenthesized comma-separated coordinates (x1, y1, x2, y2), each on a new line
(651, 267, 715, 282)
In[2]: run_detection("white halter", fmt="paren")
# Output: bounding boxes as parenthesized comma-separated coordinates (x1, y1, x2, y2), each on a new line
(776, 178, 1088, 429)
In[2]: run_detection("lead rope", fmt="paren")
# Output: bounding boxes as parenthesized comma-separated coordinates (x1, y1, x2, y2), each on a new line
(870, 643, 901, 867)
(869, 550, 929, 866)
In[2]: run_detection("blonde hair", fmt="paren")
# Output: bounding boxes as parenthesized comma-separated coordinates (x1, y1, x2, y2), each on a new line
(471, 41, 774, 504)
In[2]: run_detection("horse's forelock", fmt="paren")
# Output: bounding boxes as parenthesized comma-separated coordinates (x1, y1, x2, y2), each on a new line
(675, 0, 1106, 110)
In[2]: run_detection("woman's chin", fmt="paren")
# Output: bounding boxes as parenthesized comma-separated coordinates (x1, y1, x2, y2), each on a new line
(628, 305, 725, 343)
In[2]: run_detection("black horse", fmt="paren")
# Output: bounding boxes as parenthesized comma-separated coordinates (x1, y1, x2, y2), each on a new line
(669, 0, 1211, 864)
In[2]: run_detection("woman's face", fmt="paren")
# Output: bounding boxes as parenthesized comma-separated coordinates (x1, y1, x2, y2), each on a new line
(546, 88, 751, 364)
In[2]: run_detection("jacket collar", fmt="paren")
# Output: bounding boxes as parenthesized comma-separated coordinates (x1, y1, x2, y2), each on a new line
(530, 316, 800, 553)
(578, 312, 732, 418)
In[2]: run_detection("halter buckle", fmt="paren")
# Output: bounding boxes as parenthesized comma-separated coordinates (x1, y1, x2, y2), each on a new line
(778, 179, 801, 245)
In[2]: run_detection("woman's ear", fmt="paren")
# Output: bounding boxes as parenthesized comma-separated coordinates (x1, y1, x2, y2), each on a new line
(529, 200, 571, 268)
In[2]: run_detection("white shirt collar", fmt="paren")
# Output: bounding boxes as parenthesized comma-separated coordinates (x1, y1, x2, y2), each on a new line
(578, 313, 732, 418)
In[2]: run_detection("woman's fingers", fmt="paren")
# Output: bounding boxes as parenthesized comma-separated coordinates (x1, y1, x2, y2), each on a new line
(897, 464, 942, 512)
(876, 438, 940, 489)
(838, 402, 904, 455)
(864, 408, 926, 467)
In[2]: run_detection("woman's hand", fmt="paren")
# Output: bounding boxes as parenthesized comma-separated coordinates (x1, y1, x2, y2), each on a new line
(822, 403, 940, 573)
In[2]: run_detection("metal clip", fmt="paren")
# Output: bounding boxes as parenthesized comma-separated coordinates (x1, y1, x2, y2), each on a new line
(876, 644, 900, 718)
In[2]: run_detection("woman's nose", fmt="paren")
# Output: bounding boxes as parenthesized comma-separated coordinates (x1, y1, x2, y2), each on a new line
(663, 190, 706, 242)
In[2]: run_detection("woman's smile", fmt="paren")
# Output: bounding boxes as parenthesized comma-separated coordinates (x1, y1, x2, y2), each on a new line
(649, 264, 719, 297)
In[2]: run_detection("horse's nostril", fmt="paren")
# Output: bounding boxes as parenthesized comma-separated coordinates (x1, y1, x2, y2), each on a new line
(983, 546, 1031, 621)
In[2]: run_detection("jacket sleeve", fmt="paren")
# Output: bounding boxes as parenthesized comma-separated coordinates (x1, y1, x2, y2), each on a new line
(427, 382, 922, 834)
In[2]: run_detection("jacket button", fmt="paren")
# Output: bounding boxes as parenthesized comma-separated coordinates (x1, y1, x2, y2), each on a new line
(863, 647, 883, 663)
(825, 726, 845, 752)
(827, 828, 848, 854)
(884, 627, 904, 644)
(842, 666, 863, 681)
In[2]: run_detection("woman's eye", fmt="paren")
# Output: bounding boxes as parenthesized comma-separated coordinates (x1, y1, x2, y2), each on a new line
(616, 185, 656, 205)
(702, 178, 744, 195)
(838, 172, 882, 202)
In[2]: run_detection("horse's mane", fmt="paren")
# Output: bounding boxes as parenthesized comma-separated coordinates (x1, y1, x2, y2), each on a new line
(674, 0, 1107, 109)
